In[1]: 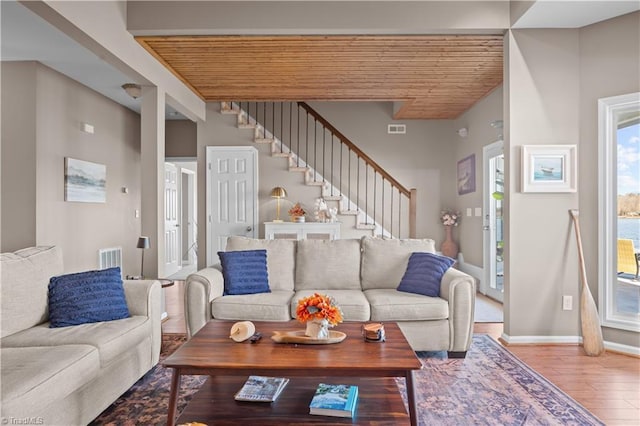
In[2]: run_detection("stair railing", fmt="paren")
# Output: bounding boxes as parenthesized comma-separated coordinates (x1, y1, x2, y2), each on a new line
(225, 101, 417, 238)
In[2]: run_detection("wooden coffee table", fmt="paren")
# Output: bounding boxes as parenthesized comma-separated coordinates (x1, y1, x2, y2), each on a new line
(163, 321, 422, 426)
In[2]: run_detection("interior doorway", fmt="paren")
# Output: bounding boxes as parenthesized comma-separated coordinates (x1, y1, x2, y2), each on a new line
(482, 140, 504, 303)
(165, 158, 198, 280)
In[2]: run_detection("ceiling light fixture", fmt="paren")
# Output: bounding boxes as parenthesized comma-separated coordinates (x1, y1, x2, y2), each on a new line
(122, 83, 142, 99)
(457, 127, 468, 138)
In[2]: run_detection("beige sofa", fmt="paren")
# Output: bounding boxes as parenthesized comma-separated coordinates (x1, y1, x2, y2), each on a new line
(0, 246, 162, 426)
(186, 236, 475, 357)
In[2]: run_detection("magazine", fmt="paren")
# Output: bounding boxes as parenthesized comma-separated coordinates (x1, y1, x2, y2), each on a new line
(309, 383, 359, 418)
(234, 375, 289, 402)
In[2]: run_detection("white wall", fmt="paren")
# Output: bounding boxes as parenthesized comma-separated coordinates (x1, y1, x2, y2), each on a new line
(1, 62, 143, 275)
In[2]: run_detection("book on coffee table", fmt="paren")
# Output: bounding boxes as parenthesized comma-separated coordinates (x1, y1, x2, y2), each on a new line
(234, 375, 289, 402)
(309, 383, 359, 418)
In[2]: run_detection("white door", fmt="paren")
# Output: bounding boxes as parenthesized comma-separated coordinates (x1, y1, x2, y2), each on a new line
(482, 140, 504, 302)
(164, 162, 180, 277)
(206, 147, 258, 266)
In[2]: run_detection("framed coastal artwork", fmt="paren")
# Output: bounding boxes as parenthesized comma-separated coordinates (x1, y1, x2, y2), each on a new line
(64, 157, 106, 203)
(521, 145, 577, 193)
(457, 154, 476, 195)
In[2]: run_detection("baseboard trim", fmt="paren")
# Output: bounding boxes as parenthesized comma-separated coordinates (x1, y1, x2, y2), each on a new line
(501, 333, 582, 345)
(604, 340, 640, 357)
(501, 333, 640, 356)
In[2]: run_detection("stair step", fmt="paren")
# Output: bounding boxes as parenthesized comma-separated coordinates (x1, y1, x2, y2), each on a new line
(323, 195, 342, 201)
(255, 138, 276, 144)
(238, 123, 257, 129)
(340, 210, 359, 216)
(272, 152, 292, 158)
(305, 180, 325, 187)
(221, 108, 240, 115)
(289, 167, 308, 173)
(356, 223, 377, 230)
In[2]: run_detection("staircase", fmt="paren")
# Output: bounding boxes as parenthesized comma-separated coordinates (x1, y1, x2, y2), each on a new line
(221, 101, 416, 238)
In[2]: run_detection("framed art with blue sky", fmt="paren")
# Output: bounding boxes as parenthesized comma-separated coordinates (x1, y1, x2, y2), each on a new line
(521, 145, 577, 193)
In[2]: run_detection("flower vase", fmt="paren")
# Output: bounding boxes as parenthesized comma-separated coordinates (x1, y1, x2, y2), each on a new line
(441, 225, 459, 260)
(305, 318, 329, 339)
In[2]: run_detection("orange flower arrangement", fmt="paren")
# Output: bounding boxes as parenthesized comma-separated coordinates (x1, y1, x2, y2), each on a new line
(296, 293, 343, 326)
(288, 203, 306, 218)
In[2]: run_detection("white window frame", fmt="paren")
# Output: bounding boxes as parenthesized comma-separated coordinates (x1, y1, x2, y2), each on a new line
(598, 92, 640, 332)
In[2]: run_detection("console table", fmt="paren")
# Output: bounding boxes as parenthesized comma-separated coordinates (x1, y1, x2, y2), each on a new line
(264, 221, 341, 240)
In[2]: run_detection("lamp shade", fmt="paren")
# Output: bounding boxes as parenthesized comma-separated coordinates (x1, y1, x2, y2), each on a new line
(136, 236, 150, 249)
(270, 187, 287, 198)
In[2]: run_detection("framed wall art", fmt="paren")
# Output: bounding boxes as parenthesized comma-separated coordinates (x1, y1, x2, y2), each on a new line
(521, 145, 577, 193)
(65, 157, 107, 203)
(457, 154, 476, 195)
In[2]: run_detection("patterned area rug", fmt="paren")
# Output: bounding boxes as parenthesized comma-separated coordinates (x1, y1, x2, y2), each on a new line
(91, 334, 603, 426)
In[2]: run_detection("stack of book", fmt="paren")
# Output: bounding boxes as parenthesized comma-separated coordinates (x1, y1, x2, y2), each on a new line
(309, 383, 359, 418)
(234, 375, 289, 402)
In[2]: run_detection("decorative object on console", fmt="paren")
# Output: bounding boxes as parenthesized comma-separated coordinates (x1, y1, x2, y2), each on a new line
(457, 154, 476, 195)
(270, 186, 288, 222)
(48, 266, 130, 327)
(314, 198, 330, 222)
(229, 321, 256, 342)
(296, 293, 343, 339)
(288, 202, 306, 223)
(137, 236, 150, 278)
(440, 210, 461, 259)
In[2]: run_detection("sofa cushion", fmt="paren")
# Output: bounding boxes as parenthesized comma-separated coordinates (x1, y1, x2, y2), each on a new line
(364, 289, 449, 321)
(226, 237, 295, 291)
(211, 290, 294, 321)
(296, 239, 362, 290)
(361, 237, 436, 290)
(0, 246, 63, 338)
(218, 250, 271, 295)
(0, 316, 150, 367)
(48, 267, 130, 327)
(0, 345, 99, 415)
(291, 290, 371, 321)
(397, 252, 455, 297)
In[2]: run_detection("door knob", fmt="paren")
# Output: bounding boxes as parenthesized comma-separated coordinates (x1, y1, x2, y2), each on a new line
(246, 226, 252, 232)
(483, 226, 490, 231)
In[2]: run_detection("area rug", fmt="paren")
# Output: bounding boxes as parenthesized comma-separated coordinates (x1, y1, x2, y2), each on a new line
(91, 334, 603, 426)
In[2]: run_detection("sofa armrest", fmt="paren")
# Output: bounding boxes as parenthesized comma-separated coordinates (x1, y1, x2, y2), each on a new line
(184, 265, 224, 338)
(440, 268, 476, 352)
(123, 279, 162, 365)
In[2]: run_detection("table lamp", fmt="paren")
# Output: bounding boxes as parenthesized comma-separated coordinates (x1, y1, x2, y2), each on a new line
(137, 236, 150, 278)
(270, 187, 287, 222)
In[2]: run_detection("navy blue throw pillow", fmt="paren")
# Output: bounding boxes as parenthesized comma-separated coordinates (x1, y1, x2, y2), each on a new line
(218, 249, 271, 295)
(397, 252, 455, 297)
(48, 267, 130, 328)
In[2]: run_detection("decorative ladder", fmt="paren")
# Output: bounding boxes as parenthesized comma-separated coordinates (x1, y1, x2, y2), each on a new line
(221, 101, 416, 238)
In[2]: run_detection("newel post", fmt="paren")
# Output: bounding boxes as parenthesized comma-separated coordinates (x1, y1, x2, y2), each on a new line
(409, 188, 417, 238)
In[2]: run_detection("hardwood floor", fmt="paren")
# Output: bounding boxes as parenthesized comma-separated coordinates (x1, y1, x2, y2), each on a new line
(162, 282, 640, 425)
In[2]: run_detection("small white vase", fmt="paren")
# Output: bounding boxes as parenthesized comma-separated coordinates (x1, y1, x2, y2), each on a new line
(305, 318, 329, 339)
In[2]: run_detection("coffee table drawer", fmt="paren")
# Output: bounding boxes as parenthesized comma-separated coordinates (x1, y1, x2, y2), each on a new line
(177, 376, 410, 425)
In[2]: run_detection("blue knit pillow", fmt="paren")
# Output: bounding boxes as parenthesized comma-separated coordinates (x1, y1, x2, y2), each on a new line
(218, 249, 271, 295)
(48, 267, 130, 328)
(397, 252, 455, 297)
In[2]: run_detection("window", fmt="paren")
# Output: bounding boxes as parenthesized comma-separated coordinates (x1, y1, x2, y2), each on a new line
(598, 93, 640, 332)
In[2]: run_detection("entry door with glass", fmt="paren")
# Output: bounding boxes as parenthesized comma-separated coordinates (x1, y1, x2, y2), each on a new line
(483, 140, 504, 302)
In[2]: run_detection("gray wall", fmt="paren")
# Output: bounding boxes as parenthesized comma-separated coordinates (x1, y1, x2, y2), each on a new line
(166, 120, 197, 157)
(1, 62, 143, 275)
(579, 11, 640, 348)
(503, 11, 640, 349)
(1, 62, 37, 251)
(453, 86, 504, 267)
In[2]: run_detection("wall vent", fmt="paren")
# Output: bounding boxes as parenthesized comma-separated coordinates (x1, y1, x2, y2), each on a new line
(387, 124, 406, 134)
(98, 247, 122, 270)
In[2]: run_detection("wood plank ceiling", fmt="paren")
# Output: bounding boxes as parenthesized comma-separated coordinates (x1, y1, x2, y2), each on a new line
(136, 35, 503, 119)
